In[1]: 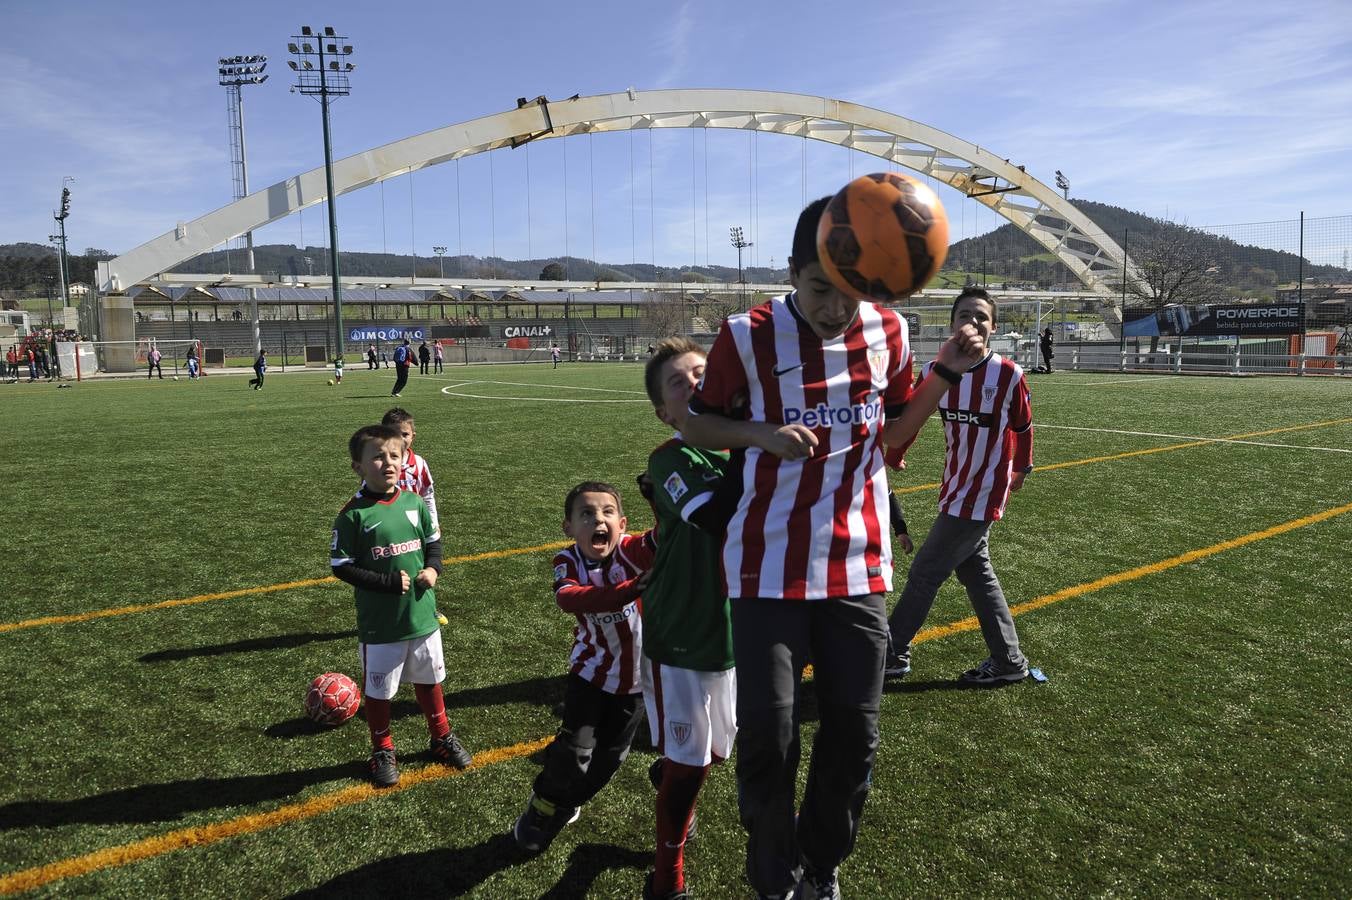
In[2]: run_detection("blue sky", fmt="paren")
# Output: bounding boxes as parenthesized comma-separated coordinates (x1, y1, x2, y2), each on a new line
(2, 0, 1349, 270)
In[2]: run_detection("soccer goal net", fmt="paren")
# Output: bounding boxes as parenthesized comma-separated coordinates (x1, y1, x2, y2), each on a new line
(61, 339, 204, 378)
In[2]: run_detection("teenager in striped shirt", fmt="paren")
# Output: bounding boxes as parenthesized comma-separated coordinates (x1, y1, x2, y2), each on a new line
(683, 197, 986, 900)
(884, 287, 1033, 685)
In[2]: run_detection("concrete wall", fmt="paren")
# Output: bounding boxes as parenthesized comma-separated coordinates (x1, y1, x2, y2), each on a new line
(99, 295, 137, 372)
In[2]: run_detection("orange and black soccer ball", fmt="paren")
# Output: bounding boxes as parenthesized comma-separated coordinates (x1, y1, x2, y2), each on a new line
(816, 173, 949, 301)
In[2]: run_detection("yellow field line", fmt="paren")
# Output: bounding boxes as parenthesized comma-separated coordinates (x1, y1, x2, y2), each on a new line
(895, 415, 1352, 492)
(0, 738, 551, 896)
(6, 416, 1348, 635)
(5, 502, 1350, 895)
(0, 541, 571, 635)
(914, 500, 1352, 645)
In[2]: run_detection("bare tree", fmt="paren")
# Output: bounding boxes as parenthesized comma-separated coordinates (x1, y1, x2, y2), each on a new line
(1125, 225, 1229, 351)
(642, 290, 689, 339)
(1127, 226, 1228, 309)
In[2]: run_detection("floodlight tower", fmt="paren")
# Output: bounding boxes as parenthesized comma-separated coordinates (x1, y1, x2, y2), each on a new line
(730, 225, 753, 306)
(288, 26, 355, 379)
(218, 54, 268, 354)
(433, 246, 447, 279)
(1054, 170, 1070, 200)
(51, 177, 74, 314)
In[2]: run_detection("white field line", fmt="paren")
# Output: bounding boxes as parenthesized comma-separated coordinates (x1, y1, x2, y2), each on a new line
(1037, 423, 1352, 454)
(1038, 376, 1181, 386)
(430, 377, 646, 395)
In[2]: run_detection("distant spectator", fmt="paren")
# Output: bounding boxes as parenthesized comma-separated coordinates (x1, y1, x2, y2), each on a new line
(1039, 327, 1055, 373)
(433, 340, 444, 373)
(26, 347, 37, 382)
(367, 344, 378, 370)
(186, 344, 200, 380)
(392, 339, 411, 397)
(551, 344, 561, 369)
(418, 341, 431, 375)
(249, 349, 267, 390)
(5, 347, 16, 382)
(147, 346, 163, 380)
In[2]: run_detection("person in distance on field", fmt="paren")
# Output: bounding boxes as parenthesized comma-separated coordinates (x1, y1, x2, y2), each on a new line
(433, 339, 444, 374)
(884, 288, 1033, 685)
(248, 349, 266, 390)
(418, 340, 431, 375)
(330, 424, 472, 787)
(391, 339, 412, 397)
(512, 481, 655, 854)
(681, 197, 986, 899)
(147, 345, 163, 380)
(637, 337, 742, 900)
(1040, 326, 1055, 373)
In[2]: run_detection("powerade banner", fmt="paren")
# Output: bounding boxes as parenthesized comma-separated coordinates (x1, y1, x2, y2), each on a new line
(1123, 302, 1304, 337)
(349, 326, 425, 342)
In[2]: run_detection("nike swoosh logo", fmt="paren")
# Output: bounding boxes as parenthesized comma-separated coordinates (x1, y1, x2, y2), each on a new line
(363, 522, 379, 533)
(772, 363, 804, 377)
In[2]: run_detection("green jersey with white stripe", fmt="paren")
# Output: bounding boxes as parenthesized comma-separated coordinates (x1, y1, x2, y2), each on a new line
(331, 488, 439, 644)
(643, 438, 734, 672)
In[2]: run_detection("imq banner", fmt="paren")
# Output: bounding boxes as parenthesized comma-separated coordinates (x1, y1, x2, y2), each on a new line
(348, 326, 426, 343)
(1123, 302, 1305, 337)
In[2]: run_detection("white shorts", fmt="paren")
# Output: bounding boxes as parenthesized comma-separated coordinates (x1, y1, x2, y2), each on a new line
(358, 630, 445, 700)
(642, 658, 737, 767)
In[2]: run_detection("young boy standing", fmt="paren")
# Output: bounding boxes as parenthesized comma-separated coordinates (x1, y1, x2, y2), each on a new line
(513, 482, 655, 853)
(640, 337, 739, 900)
(885, 287, 1033, 684)
(381, 407, 449, 627)
(682, 197, 985, 899)
(330, 424, 473, 786)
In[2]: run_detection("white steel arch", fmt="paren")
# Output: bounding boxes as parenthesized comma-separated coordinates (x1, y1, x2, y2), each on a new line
(98, 89, 1138, 295)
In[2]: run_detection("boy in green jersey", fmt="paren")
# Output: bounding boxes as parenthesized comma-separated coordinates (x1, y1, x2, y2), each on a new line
(330, 424, 473, 787)
(638, 337, 740, 900)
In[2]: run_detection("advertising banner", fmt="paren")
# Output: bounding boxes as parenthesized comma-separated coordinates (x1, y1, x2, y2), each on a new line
(348, 326, 425, 343)
(1123, 302, 1304, 337)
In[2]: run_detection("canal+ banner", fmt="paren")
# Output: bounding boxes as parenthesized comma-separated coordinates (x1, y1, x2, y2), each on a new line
(349, 326, 425, 343)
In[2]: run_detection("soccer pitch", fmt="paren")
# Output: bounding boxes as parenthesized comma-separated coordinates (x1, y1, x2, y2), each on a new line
(2, 366, 1349, 897)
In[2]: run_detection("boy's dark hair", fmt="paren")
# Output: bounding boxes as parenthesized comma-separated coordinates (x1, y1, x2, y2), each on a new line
(381, 407, 414, 427)
(564, 481, 623, 520)
(643, 337, 706, 407)
(789, 196, 833, 274)
(349, 424, 402, 461)
(951, 287, 997, 323)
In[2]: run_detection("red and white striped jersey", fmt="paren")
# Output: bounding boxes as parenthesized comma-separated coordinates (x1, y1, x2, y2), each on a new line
(552, 533, 655, 694)
(692, 293, 914, 600)
(397, 449, 439, 533)
(925, 352, 1033, 521)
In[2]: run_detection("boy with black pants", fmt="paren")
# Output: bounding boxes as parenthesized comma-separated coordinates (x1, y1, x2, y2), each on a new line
(513, 482, 655, 853)
(683, 198, 985, 899)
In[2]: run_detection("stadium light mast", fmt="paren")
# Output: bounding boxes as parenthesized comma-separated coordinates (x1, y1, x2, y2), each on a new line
(218, 53, 269, 355)
(51, 177, 73, 316)
(731, 225, 753, 306)
(1054, 170, 1070, 200)
(289, 26, 355, 380)
(432, 245, 447, 280)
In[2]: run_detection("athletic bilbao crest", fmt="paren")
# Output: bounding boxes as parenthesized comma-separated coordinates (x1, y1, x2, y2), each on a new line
(868, 351, 888, 383)
(983, 385, 997, 403)
(670, 722, 692, 746)
(406, 509, 420, 527)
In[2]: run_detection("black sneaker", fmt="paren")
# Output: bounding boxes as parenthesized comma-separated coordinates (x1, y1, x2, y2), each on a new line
(883, 649, 911, 678)
(429, 730, 473, 768)
(647, 757, 697, 841)
(643, 870, 691, 900)
(512, 793, 580, 853)
(369, 748, 399, 788)
(800, 864, 840, 900)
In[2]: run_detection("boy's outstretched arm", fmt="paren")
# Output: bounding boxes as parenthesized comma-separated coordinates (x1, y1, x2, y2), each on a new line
(682, 411, 818, 461)
(554, 570, 650, 615)
(881, 324, 987, 449)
